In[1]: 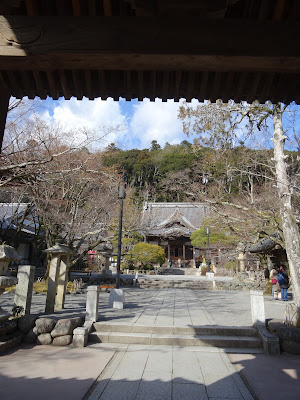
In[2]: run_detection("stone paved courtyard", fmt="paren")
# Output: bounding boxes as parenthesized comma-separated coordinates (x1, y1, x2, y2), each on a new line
(1, 288, 299, 400)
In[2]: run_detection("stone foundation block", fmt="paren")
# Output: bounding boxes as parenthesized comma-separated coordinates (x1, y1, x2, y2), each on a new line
(73, 326, 89, 348)
(51, 317, 83, 338)
(35, 318, 56, 334)
(53, 335, 73, 346)
(36, 333, 52, 345)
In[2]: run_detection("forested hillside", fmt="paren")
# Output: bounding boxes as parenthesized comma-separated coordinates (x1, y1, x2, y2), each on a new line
(103, 140, 299, 205)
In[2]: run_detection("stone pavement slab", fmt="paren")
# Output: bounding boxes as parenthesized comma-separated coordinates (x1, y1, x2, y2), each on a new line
(229, 352, 300, 400)
(0, 344, 116, 400)
(87, 344, 254, 400)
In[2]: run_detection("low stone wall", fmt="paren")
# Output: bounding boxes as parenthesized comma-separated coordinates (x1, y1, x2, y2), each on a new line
(214, 280, 266, 291)
(17, 315, 84, 346)
(267, 319, 300, 355)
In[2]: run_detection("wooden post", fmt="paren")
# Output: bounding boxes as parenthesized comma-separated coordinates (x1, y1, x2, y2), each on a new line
(0, 89, 10, 152)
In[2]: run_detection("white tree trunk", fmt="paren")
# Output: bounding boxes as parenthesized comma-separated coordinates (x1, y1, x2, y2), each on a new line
(272, 103, 300, 324)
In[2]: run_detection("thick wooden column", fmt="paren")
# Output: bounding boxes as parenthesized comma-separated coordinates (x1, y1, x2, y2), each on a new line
(0, 89, 10, 152)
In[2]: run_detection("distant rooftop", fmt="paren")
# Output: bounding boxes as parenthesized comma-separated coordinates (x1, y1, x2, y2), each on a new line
(141, 202, 210, 238)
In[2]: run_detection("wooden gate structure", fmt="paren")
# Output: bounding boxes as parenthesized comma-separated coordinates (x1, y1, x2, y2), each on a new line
(0, 0, 299, 148)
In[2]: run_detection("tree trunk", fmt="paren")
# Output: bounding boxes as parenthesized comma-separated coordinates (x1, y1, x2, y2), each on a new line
(272, 103, 300, 325)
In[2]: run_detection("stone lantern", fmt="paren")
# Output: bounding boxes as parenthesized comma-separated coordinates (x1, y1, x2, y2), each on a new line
(44, 243, 73, 313)
(0, 245, 19, 321)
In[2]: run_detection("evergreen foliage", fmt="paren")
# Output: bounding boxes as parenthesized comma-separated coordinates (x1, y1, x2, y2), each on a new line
(126, 242, 166, 266)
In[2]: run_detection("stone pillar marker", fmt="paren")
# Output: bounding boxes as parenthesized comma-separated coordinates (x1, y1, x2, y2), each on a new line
(0, 245, 19, 321)
(85, 285, 99, 322)
(44, 244, 73, 313)
(109, 289, 124, 309)
(250, 290, 266, 325)
(14, 265, 35, 314)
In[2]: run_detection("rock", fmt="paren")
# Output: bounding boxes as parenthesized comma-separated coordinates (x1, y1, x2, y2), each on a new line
(51, 317, 83, 338)
(36, 333, 52, 345)
(280, 339, 300, 355)
(52, 335, 73, 346)
(276, 327, 300, 342)
(33, 326, 39, 335)
(35, 318, 56, 334)
(18, 315, 38, 334)
(24, 328, 38, 344)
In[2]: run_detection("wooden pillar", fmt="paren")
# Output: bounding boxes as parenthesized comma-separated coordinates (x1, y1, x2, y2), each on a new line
(183, 244, 186, 267)
(168, 244, 170, 260)
(0, 89, 10, 152)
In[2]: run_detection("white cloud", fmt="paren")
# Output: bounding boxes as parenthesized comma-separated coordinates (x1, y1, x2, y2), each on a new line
(39, 96, 200, 150)
(127, 98, 193, 149)
(41, 97, 128, 149)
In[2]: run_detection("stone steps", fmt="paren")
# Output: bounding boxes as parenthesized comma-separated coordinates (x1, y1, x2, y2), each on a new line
(89, 323, 262, 350)
(137, 280, 213, 290)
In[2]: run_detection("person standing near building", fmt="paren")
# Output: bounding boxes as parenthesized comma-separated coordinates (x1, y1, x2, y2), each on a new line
(277, 265, 289, 301)
(270, 265, 279, 299)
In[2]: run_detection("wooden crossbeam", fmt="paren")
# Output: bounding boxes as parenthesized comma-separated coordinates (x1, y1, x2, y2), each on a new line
(0, 17, 299, 73)
(0, 88, 10, 152)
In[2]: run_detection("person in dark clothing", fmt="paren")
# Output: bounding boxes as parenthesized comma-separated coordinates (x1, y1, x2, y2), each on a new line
(277, 265, 289, 301)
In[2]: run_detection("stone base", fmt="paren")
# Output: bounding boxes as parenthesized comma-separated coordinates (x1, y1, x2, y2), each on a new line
(206, 272, 215, 280)
(109, 289, 124, 309)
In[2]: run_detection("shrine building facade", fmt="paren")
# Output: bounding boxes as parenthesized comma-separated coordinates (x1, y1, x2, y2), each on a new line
(140, 202, 210, 267)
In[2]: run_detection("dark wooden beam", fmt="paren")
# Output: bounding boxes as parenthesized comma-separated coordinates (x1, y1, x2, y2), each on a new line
(0, 88, 10, 152)
(0, 16, 299, 73)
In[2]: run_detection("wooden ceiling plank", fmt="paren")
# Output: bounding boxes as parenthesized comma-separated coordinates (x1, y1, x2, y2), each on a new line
(211, 71, 221, 102)
(46, 71, 60, 99)
(98, 70, 107, 100)
(126, 71, 132, 100)
(248, 72, 262, 103)
(258, 0, 271, 20)
(72, 70, 83, 99)
(33, 71, 47, 99)
(56, 0, 65, 16)
(272, 0, 286, 21)
(59, 70, 71, 100)
(234, 72, 247, 102)
(88, 0, 96, 16)
(6, 71, 22, 99)
(103, 0, 112, 16)
(25, 0, 39, 16)
(222, 71, 234, 102)
(162, 71, 169, 101)
(186, 71, 195, 102)
(151, 71, 156, 101)
(198, 71, 209, 102)
(261, 73, 275, 102)
(72, 0, 82, 16)
(138, 71, 143, 101)
(174, 71, 182, 101)
(20, 71, 35, 99)
(85, 70, 93, 99)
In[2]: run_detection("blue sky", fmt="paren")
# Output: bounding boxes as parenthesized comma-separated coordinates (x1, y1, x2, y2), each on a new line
(21, 96, 300, 152)
(36, 96, 200, 150)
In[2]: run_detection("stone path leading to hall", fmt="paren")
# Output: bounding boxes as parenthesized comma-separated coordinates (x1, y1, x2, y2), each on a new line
(88, 290, 255, 400)
(132, 288, 215, 327)
(87, 344, 254, 400)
